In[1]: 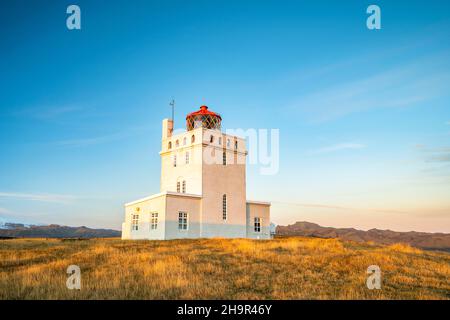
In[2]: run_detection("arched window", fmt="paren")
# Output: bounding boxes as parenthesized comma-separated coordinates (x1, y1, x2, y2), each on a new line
(182, 180, 186, 193)
(222, 195, 227, 220)
(222, 151, 226, 165)
(183, 137, 187, 145)
(227, 139, 230, 147)
(210, 135, 214, 143)
(191, 135, 195, 143)
(218, 137, 222, 145)
(168, 141, 172, 149)
(175, 140, 179, 148)
(235, 141, 238, 150)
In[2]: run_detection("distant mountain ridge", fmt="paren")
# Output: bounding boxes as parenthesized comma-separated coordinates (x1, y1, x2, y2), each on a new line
(0, 223, 121, 238)
(276, 221, 450, 251)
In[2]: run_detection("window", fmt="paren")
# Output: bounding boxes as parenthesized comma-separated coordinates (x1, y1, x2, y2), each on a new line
(235, 141, 238, 150)
(177, 181, 181, 193)
(132, 214, 139, 231)
(254, 217, 261, 233)
(182, 180, 186, 193)
(191, 135, 195, 143)
(168, 141, 172, 149)
(222, 151, 226, 165)
(178, 212, 188, 230)
(183, 137, 187, 145)
(175, 140, 179, 148)
(185, 152, 190, 164)
(210, 135, 214, 143)
(227, 139, 230, 147)
(173, 155, 177, 167)
(222, 194, 227, 221)
(218, 137, 222, 145)
(151, 212, 158, 230)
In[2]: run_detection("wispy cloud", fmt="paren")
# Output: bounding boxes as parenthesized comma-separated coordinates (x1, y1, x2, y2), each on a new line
(0, 192, 79, 204)
(308, 143, 366, 155)
(417, 146, 450, 163)
(272, 201, 407, 215)
(0, 207, 12, 214)
(14, 105, 84, 120)
(55, 126, 150, 147)
(290, 51, 450, 123)
(56, 132, 129, 147)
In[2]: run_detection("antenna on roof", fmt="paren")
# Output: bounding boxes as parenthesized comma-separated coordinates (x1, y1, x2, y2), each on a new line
(169, 99, 175, 125)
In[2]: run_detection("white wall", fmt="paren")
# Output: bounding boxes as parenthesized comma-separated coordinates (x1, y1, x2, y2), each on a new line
(123, 194, 166, 240)
(246, 202, 271, 239)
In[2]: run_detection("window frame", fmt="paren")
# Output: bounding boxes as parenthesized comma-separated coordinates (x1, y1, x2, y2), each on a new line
(131, 214, 139, 231)
(222, 194, 227, 221)
(150, 212, 158, 230)
(178, 211, 188, 231)
(254, 217, 261, 233)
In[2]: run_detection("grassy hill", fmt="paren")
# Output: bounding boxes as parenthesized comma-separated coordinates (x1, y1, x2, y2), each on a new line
(0, 237, 449, 299)
(276, 221, 450, 251)
(0, 224, 121, 238)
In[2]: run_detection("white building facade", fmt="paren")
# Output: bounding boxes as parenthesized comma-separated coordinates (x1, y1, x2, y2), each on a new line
(121, 105, 271, 240)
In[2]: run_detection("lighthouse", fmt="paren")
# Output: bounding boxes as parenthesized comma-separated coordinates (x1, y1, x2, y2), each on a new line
(121, 105, 271, 240)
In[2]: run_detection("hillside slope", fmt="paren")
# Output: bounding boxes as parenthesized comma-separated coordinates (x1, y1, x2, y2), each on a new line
(276, 221, 450, 251)
(0, 224, 120, 238)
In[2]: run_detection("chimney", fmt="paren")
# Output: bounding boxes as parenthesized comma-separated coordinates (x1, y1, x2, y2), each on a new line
(162, 119, 173, 140)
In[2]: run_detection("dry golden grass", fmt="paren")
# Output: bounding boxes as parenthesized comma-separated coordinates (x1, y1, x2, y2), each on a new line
(0, 237, 449, 300)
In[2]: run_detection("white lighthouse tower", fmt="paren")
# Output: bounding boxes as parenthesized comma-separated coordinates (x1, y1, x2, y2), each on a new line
(121, 105, 270, 240)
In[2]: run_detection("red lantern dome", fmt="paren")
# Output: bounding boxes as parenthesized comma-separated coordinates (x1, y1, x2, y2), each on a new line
(186, 105, 222, 131)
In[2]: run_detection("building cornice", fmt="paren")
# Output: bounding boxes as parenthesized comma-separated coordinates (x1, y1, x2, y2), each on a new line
(246, 200, 271, 206)
(125, 192, 202, 206)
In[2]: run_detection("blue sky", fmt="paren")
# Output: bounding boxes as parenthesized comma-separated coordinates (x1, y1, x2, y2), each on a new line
(0, 0, 449, 232)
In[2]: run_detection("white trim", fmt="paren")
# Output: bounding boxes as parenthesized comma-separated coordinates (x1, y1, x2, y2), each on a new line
(166, 191, 202, 198)
(246, 200, 271, 206)
(125, 192, 202, 206)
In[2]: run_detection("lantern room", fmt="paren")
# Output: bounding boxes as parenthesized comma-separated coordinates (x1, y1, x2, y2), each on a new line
(186, 105, 222, 131)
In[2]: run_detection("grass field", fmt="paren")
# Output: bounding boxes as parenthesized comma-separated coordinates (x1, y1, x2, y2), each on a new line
(0, 237, 449, 299)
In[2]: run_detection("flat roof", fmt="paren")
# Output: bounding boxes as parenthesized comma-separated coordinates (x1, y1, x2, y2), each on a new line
(246, 200, 271, 206)
(125, 192, 202, 206)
